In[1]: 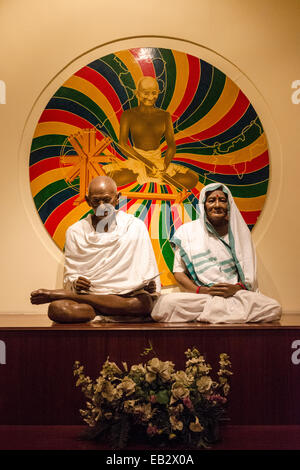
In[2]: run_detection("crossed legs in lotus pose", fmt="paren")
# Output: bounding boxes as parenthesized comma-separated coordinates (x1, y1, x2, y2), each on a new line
(30, 285, 154, 324)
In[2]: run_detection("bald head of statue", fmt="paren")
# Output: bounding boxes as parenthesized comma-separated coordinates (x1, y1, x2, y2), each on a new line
(137, 76, 159, 91)
(88, 175, 117, 195)
(85, 176, 120, 220)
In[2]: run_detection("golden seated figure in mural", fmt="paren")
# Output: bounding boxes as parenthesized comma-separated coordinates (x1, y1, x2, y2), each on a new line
(105, 76, 198, 196)
(60, 77, 198, 205)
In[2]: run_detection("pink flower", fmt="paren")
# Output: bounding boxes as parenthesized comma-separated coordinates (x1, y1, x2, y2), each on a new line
(149, 395, 157, 403)
(208, 394, 227, 404)
(147, 424, 158, 436)
(183, 396, 193, 409)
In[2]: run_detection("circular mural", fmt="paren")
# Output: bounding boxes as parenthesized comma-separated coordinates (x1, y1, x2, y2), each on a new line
(29, 47, 270, 286)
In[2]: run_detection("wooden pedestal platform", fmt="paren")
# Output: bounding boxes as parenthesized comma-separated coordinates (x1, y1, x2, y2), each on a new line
(0, 314, 300, 430)
(1, 424, 300, 450)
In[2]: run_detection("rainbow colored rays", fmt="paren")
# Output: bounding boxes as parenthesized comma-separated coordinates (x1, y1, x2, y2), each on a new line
(29, 47, 269, 286)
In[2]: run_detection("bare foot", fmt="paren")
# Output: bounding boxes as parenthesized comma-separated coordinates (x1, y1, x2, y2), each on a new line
(30, 289, 67, 304)
(144, 280, 156, 294)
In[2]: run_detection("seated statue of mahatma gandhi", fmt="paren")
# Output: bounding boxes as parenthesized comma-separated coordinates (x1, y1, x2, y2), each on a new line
(30, 176, 160, 323)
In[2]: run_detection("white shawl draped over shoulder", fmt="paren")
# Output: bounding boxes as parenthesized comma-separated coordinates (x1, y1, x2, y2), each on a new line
(63, 211, 160, 295)
(172, 183, 258, 291)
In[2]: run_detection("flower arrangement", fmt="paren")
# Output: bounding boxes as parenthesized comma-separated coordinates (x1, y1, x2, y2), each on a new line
(73, 346, 232, 449)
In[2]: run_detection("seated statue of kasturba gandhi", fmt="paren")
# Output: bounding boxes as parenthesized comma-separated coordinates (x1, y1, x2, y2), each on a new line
(151, 183, 282, 324)
(30, 176, 161, 323)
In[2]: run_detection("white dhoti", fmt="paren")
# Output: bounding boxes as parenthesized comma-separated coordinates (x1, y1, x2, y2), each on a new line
(151, 290, 281, 324)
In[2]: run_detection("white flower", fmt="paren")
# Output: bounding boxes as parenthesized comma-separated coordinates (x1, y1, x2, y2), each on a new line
(196, 376, 213, 393)
(169, 415, 183, 431)
(189, 416, 204, 433)
(146, 358, 174, 383)
(116, 376, 136, 396)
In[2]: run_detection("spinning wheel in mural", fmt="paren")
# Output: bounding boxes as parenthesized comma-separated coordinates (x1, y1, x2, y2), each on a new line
(60, 128, 190, 205)
(29, 47, 270, 286)
(60, 129, 113, 205)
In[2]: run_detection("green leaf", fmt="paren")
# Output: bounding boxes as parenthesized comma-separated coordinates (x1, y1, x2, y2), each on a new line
(156, 389, 170, 405)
